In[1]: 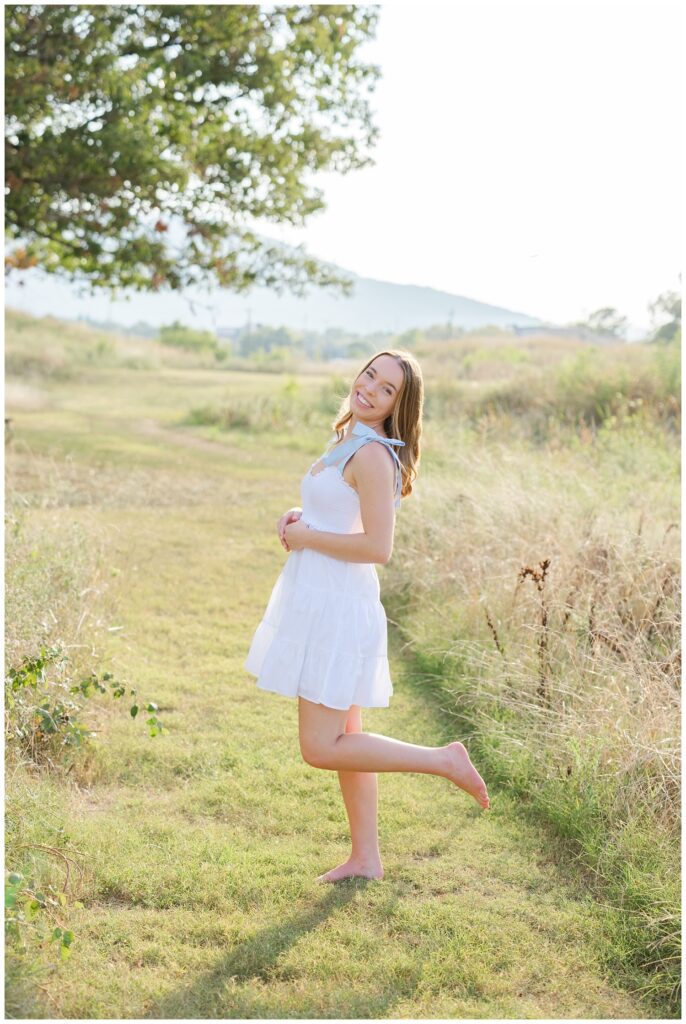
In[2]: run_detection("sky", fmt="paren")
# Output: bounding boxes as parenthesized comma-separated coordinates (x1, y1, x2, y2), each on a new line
(257, 0, 684, 332)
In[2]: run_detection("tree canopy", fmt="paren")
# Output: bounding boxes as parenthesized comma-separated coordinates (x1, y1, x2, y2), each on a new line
(573, 307, 628, 340)
(5, 4, 379, 294)
(648, 288, 681, 344)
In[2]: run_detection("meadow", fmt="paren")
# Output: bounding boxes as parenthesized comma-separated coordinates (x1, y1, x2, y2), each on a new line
(4, 308, 680, 1018)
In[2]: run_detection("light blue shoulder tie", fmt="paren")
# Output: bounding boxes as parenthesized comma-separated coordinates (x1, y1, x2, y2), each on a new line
(320, 420, 406, 509)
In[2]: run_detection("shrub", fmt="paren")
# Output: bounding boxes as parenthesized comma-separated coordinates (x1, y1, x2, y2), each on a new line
(158, 321, 218, 352)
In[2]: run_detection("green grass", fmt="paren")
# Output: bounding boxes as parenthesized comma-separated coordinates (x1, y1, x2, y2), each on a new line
(5, 501, 646, 1018)
(5, 310, 679, 1018)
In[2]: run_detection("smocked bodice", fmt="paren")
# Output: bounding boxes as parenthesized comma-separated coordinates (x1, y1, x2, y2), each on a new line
(299, 421, 405, 534)
(300, 462, 364, 533)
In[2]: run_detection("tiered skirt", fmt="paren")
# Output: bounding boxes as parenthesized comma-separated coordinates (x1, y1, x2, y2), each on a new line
(244, 547, 393, 710)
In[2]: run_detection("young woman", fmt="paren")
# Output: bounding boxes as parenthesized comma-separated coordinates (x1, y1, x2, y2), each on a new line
(244, 350, 490, 883)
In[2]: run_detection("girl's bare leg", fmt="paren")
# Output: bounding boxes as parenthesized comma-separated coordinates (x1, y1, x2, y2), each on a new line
(316, 705, 384, 883)
(298, 697, 490, 810)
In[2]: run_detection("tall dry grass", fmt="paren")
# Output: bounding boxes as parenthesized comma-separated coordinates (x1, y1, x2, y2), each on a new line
(384, 342, 680, 1009)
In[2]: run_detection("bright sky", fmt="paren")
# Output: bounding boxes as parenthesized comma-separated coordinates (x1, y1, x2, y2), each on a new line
(261, 0, 684, 331)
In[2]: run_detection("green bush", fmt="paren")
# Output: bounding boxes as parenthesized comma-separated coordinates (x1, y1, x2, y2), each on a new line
(182, 376, 345, 433)
(158, 321, 218, 352)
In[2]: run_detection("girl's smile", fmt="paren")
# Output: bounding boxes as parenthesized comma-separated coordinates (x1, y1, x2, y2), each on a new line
(351, 356, 405, 428)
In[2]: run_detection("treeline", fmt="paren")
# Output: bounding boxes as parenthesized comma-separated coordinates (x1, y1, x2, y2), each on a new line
(123, 287, 682, 362)
(155, 320, 406, 362)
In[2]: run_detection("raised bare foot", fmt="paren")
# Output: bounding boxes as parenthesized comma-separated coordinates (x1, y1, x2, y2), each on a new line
(442, 741, 490, 808)
(316, 857, 384, 883)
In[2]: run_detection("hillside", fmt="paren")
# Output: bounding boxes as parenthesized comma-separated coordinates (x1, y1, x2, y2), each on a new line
(4, 262, 545, 336)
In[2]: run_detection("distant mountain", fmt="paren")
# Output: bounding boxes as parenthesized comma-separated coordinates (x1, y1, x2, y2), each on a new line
(4, 259, 545, 336)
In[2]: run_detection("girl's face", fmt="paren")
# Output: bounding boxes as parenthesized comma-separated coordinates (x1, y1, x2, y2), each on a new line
(351, 355, 404, 427)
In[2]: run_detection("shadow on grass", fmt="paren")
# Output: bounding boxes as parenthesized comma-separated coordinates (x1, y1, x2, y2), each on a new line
(147, 880, 422, 1019)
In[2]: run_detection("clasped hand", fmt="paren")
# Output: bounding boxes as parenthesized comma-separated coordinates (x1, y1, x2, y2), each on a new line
(276, 508, 310, 552)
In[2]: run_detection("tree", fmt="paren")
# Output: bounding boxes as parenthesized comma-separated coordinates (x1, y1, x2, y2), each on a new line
(647, 288, 681, 344)
(5, 4, 379, 294)
(238, 323, 294, 357)
(572, 307, 628, 340)
(158, 320, 218, 351)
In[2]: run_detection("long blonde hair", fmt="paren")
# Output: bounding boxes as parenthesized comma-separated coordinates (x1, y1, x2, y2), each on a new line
(331, 349, 424, 502)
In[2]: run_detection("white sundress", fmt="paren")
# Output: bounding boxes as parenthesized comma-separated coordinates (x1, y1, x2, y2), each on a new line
(243, 419, 405, 710)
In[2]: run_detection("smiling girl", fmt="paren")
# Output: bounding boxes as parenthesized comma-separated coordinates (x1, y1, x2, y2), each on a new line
(244, 350, 489, 882)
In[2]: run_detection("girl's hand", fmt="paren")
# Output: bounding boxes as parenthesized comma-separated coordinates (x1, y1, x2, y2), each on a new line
(283, 518, 311, 552)
(277, 508, 302, 551)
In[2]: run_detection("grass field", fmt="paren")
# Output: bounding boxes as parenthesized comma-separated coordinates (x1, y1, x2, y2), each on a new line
(4, 309, 680, 1018)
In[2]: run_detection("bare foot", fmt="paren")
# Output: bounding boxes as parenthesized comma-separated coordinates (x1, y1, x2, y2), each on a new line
(316, 857, 384, 883)
(442, 741, 490, 808)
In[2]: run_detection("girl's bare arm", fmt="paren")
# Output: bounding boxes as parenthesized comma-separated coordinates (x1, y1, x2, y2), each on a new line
(301, 444, 396, 564)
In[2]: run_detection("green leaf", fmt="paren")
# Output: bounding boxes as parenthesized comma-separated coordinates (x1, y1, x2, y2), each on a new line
(26, 901, 40, 920)
(5, 4, 378, 295)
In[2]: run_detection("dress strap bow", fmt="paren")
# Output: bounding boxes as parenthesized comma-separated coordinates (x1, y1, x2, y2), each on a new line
(322, 420, 406, 509)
